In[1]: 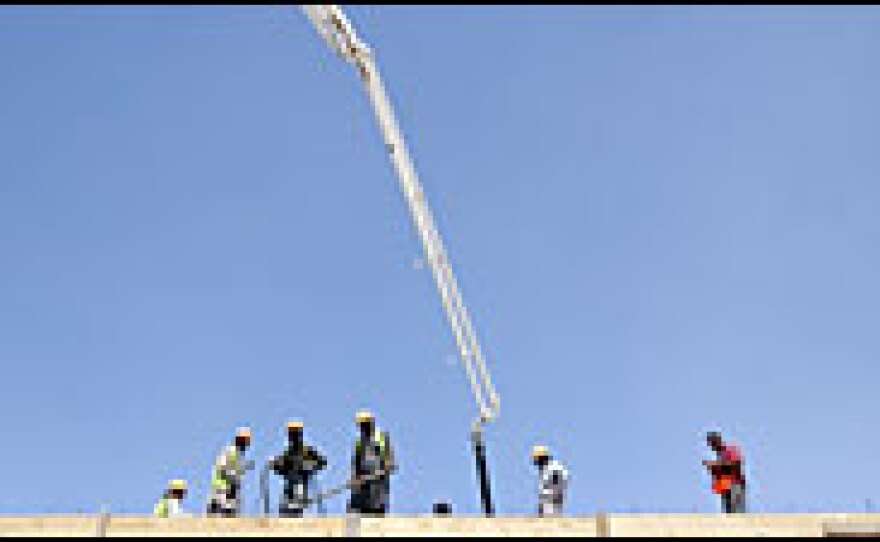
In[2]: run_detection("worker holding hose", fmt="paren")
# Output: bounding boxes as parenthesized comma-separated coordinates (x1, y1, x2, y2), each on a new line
(269, 420, 327, 517)
(348, 410, 396, 516)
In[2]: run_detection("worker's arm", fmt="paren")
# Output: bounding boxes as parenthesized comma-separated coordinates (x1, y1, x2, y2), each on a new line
(239, 459, 256, 476)
(221, 451, 254, 480)
(703, 458, 740, 469)
(703, 459, 741, 479)
(351, 447, 362, 482)
(384, 432, 397, 475)
(305, 446, 328, 473)
(271, 454, 289, 476)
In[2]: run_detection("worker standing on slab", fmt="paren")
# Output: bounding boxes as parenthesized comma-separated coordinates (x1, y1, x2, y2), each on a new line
(531, 445, 570, 518)
(348, 410, 396, 516)
(154, 479, 188, 518)
(703, 431, 747, 514)
(269, 420, 328, 517)
(207, 427, 254, 517)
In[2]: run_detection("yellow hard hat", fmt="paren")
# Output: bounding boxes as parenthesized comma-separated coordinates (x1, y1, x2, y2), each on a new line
(531, 445, 550, 461)
(236, 427, 252, 442)
(169, 479, 188, 492)
(356, 410, 375, 424)
(287, 420, 304, 432)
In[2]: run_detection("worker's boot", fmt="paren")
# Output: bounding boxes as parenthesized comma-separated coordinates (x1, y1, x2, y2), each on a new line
(279, 506, 305, 518)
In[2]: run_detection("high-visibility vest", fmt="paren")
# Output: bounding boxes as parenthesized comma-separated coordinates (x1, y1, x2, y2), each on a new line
(154, 496, 170, 518)
(212, 445, 240, 492)
(155, 495, 184, 517)
(712, 476, 733, 495)
(356, 430, 388, 474)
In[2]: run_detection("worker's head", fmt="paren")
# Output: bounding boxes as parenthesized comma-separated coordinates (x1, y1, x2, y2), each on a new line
(235, 427, 252, 450)
(168, 479, 187, 499)
(287, 421, 304, 445)
(356, 410, 375, 435)
(706, 431, 724, 451)
(531, 445, 551, 467)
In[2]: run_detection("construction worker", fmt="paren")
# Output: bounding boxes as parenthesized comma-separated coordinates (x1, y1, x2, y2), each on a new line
(703, 431, 747, 514)
(154, 479, 188, 518)
(531, 445, 569, 518)
(348, 410, 396, 516)
(269, 420, 328, 517)
(207, 427, 254, 517)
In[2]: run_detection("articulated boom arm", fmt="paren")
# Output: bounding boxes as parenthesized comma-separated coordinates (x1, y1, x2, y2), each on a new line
(301, 5, 500, 426)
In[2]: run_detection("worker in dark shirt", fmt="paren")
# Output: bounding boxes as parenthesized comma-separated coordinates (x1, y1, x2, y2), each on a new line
(703, 431, 747, 514)
(269, 421, 327, 517)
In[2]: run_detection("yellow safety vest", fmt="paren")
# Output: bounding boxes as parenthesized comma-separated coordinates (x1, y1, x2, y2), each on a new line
(153, 496, 170, 518)
(212, 446, 240, 492)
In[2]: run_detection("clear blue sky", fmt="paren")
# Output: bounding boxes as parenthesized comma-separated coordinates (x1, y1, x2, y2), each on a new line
(1, 5, 879, 516)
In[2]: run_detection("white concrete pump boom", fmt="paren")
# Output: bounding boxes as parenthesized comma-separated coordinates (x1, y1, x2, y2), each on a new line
(301, 5, 501, 426)
(301, 5, 499, 515)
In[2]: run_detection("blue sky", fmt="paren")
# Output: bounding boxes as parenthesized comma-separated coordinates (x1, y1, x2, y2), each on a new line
(1, 5, 879, 516)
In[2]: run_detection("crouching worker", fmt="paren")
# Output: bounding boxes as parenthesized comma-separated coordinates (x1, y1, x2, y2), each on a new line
(154, 479, 188, 518)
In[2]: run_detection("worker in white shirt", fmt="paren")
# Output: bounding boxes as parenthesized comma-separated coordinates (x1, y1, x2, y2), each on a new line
(531, 445, 569, 517)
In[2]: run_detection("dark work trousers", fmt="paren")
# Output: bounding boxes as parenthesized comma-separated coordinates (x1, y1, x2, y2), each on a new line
(279, 479, 309, 518)
(348, 477, 390, 516)
(721, 484, 747, 514)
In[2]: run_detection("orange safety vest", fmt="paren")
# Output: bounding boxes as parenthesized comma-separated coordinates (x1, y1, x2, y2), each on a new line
(712, 476, 733, 495)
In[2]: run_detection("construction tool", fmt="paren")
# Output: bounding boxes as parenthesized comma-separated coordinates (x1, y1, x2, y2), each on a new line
(305, 468, 393, 511)
(261, 465, 392, 516)
(300, 5, 501, 516)
(258, 456, 324, 517)
(259, 463, 273, 517)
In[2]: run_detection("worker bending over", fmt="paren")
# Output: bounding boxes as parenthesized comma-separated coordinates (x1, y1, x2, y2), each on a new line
(703, 430, 747, 514)
(532, 445, 569, 517)
(270, 420, 328, 517)
(154, 479, 188, 518)
(348, 410, 396, 516)
(207, 427, 254, 517)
